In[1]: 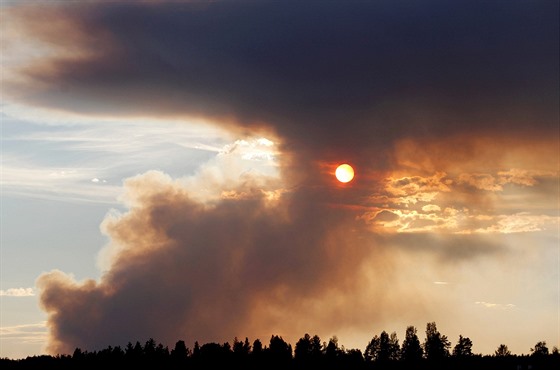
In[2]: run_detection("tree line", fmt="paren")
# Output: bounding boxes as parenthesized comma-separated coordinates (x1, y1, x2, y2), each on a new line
(1, 322, 558, 369)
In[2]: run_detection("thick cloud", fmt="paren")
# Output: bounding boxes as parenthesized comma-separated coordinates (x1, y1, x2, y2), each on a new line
(5, 0, 558, 170)
(4, 0, 557, 354)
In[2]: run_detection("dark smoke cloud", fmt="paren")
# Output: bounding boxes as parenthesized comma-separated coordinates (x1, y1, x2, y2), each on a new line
(5, 0, 556, 354)
(6, 0, 558, 172)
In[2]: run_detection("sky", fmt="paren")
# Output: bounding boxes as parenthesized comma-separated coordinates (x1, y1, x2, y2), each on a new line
(1, 0, 559, 360)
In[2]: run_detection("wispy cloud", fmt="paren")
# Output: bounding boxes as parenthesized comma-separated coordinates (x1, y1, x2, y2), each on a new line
(457, 170, 554, 192)
(475, 301, 516, 310)
(473, 213, 559, 234)
(1, 110, 274, 204)
(457, 173, 503, 192)
(1, 159, 122, 204)
(0, 322, 47, 344)
(0, 288, 35, 297)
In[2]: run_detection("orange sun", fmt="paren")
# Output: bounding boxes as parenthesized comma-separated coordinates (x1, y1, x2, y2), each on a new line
(335, 164, 354, 183)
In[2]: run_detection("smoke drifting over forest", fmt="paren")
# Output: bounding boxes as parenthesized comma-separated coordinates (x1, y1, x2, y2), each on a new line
(2, 0, 558, 355)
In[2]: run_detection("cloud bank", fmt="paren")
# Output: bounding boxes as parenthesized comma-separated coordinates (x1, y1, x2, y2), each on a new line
(2, 0, 557, 354)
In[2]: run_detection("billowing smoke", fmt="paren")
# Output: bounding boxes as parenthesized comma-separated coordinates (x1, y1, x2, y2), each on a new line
(3, 0, 557, 354)
(36, 166, 394, 353)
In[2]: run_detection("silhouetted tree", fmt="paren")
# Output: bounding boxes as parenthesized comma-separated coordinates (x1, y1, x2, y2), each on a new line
(232, 337, 244, 355)
(295, 333, 325, 368)
(199, 342, 222, 357)
(494, 344, 511, 357)
(423, 322, 450, 361)
(196, 341, 231, 367)
(98, 345, 124, 364)
(155, 343, 169, 361)
(311, 334, 323, 358)
(364, 334, 379, 362)
(252, 338, 263, 354)
(531, 341, 549, 357)
(72, 348, 84, 361)
(112, 346, 125, 360)
(364, 331, 399, 363)
(344, 348, 364, 367)
(125, 341, 143, 363)
(295, 333, 313, 362)
(267, 335, 292, 367)
(322, 336, 346, 370)
(232, 337, 251, 367)
(250, 338, 265, 368)
(243, 337, 251, 354)
(171, 340, 189, 358)
(388, 332, 400, 361)
(2, 331, 560, 370)
(325, 336, 344, 359)
(139, 339, 168, 366)
(237, 337, 251, 356)
(170, 340, 189, 367)
(192, 340, 201, 360)
(401, 326, 423, 363)
(453, 335, 473, 358)
(144, 338, 157, 358)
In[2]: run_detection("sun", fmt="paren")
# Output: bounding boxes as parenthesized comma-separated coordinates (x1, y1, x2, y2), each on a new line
(335, 164, 354, 183)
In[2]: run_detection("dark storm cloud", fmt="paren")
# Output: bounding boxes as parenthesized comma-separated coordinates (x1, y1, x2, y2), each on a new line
(6, 0, 558, 170)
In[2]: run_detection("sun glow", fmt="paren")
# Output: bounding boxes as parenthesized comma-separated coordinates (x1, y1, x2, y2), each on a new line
(335, 164, 354, 183)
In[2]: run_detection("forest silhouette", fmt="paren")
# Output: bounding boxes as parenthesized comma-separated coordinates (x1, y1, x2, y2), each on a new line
(1, 322, 558, 369)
